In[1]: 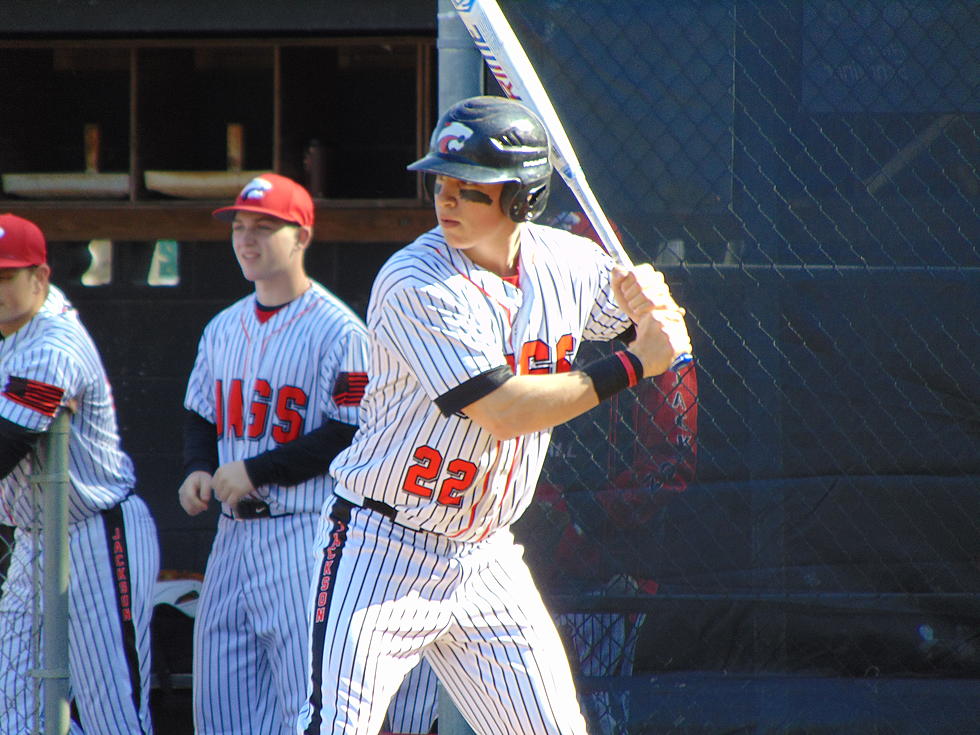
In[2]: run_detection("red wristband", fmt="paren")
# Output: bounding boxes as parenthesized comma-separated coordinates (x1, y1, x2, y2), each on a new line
(613, 350, 643, 387)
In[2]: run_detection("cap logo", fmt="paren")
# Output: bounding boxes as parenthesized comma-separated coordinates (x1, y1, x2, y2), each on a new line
(240, 177, 274, 201)
(437, 122, 474, 154)
(0, 227, 5, 239)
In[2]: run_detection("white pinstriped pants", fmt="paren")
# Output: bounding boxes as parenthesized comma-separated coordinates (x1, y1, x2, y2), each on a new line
(193, 513, 320, 735)
(298, 502, 589, 735)
(0, 494, 159, 735)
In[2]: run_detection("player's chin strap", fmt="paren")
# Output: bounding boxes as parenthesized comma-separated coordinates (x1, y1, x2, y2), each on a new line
(582, 350, 644, 402)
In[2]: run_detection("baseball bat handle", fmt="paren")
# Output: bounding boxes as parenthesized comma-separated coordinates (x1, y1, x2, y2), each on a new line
(671, 352, 694, 371)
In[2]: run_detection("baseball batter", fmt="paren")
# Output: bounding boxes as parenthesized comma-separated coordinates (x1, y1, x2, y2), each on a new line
(178, 174, 372, 734)
(298, 96, 692, 735)
(0, 214, 160, 734)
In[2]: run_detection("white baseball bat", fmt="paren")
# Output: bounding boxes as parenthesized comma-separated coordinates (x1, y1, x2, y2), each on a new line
(452, 0, 693, 369)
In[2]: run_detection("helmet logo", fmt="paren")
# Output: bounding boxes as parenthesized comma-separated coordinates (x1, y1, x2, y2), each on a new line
(437, 122, 475, 154)
(240, 177, 274, 201)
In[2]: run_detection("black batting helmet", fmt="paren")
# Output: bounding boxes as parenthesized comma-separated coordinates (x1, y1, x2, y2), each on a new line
(408, 95, 553, 222)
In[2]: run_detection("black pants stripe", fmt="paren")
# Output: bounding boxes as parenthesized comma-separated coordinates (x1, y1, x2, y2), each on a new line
(99, 503, 146, 735)
(305, 499, 351, 735)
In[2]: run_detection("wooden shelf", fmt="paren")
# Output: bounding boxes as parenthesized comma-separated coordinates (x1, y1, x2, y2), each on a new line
(0, 37, 436, 243)
(2, 200, 435, 243)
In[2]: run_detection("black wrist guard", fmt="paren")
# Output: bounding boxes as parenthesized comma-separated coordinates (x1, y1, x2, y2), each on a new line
(582, 350, 644, 402)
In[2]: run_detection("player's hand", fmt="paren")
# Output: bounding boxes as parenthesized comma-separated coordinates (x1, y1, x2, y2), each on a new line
(211, 460, 257, 508)
(613, 264, 691, 375)
(611, 264, 681, 321)
(178, 471, 213, 516)
(629, 307, 692, 377)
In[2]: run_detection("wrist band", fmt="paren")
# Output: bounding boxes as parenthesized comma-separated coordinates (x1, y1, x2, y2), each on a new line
(582, 350, 645, 401)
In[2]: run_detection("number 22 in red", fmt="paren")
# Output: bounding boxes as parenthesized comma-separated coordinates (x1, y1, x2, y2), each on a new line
(402, 446, 477, 507)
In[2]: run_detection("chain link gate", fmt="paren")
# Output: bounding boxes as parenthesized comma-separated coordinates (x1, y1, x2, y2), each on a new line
(492, 1, 980, 733)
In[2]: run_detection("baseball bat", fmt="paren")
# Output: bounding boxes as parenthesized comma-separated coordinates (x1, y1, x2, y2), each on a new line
(452, 0, 693, 369)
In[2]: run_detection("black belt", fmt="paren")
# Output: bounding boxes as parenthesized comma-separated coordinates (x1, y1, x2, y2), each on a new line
(334, 495, 397, 522)
(224, 499, 290, 520)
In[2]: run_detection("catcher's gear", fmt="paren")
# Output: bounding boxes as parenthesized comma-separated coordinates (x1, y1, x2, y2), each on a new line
(408, 95, 553, 222)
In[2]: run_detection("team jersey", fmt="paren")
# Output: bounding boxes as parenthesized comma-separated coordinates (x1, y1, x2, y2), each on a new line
(0, 286, 135, 528)
(184, 280, 369, 516)
(330, 224, 632, 542)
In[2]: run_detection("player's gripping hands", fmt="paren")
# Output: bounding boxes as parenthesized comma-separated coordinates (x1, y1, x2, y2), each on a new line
(179, 462, 257, 516)
(611, 264, 692, 377)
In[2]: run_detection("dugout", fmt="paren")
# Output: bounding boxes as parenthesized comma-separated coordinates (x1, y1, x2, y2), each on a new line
(0, 0, 439, 575)
(1, 2, 438, 731)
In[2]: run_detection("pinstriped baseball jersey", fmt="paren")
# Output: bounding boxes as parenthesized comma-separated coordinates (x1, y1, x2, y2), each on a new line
(0, 284, 159, 734)
(0, 286, 135, 528)
(184, 280, 369, 515)
(330, 224, 631, 541)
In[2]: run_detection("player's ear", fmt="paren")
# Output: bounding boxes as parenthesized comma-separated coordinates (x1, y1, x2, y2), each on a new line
(33, 263, 51, 288)
(296, 225, 313, 251)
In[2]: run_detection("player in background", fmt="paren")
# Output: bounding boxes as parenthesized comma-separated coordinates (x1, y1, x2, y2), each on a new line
(0, 213, 160, 734)
(297, 95, 692, 735)
(179, 173, 431, 735)
(527, 211, 699, 735)
(178, 174, 372, 735)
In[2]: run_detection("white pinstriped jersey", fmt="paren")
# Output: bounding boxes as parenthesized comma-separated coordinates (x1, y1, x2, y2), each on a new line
(184, 280, 369, 515)
(0, 285, 135, 528)
(331, 224, 631, 542)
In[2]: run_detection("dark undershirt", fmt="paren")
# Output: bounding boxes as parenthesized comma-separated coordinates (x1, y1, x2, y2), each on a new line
(182, 410, 357, 488)
(0, 416, 40, 479)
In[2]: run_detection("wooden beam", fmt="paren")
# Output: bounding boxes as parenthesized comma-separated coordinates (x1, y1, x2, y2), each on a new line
(0, 202, 435, 243)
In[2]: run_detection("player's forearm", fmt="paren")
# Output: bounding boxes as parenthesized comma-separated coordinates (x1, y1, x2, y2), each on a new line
(463, 372, 599, 440)
(243, 418, 357, 487)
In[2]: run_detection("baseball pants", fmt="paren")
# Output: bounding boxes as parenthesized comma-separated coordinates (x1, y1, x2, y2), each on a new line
(0, 494, 159, 735)
(298, 501, 589, 735)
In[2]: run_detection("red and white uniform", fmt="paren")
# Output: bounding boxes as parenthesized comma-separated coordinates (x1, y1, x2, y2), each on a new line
(0, 285, 160, 735)
(332, 224, 630, 537)
(184, 281, 368, 515)
(300, 224, 631, 735)
(185, 281, 369, 735)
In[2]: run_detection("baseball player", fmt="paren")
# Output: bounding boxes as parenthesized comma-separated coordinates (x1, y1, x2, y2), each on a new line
(0, 214, 160, 734)
(178, 174, 372, 734)
(297, 96, 692, 735)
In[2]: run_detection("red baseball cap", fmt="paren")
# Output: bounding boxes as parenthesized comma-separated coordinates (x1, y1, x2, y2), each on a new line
(212, 173, 314, 228)
(0, 213, 47, 268)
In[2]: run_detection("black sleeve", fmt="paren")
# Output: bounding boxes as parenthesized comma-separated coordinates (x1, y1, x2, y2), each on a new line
(242, 418, 358, 488)
(0, 416, 41, 479)
(182, 410, 219, 478)
(616, 324, 637, 344)
(434, 365, 514, 417)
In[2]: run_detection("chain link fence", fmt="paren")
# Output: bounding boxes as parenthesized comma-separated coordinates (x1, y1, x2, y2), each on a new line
(1, 411, 71, 735)
(0, 522, 42, 733)
(498, 1, 980, 732)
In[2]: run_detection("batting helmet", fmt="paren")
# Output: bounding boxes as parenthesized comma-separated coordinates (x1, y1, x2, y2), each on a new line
(408, 95, 553, 222)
